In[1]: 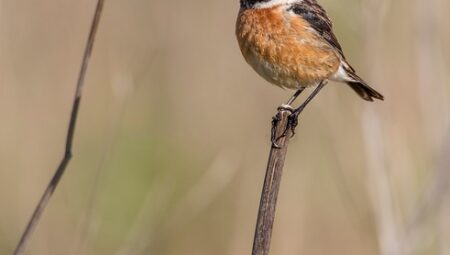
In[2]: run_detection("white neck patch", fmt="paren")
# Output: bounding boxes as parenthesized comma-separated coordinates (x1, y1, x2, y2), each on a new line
(253, 0, 301, 9)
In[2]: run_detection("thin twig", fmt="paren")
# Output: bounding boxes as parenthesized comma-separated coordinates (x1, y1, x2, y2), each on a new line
(252, 110, 293, 255)
(12, 2, 105, 255)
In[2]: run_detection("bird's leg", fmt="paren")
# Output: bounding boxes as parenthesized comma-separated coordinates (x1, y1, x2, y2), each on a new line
(277, 88, 305, 112)
(271, 88, 305, 147)
(287, 88, 305, 105)
(285, 80, 328, 137)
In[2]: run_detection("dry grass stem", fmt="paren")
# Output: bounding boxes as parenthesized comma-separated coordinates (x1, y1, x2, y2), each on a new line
(12, 1, 105, 255)
(252, 109, 294, 255)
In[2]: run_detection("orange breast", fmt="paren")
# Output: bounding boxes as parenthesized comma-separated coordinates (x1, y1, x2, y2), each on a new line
(236, 6, 340, 89)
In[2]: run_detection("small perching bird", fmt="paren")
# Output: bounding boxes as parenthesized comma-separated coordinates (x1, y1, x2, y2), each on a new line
(236, 0, 384, 138)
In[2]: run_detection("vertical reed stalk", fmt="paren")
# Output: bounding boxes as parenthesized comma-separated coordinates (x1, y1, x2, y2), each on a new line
(252, 109, 293, 255)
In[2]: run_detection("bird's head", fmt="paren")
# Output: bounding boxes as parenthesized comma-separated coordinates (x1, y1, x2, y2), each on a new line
(240, 0, 269, 9)
(240, 0, 299, 9)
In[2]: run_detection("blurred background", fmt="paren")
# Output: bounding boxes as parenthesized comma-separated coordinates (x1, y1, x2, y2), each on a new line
(1, 0, 449, 254)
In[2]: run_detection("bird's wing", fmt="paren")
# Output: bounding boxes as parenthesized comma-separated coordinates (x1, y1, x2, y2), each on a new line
(288, 0, 344, 56)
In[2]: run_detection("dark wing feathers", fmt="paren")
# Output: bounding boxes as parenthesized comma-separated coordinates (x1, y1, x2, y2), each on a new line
(289, 0, 384, 101)
(288, 0, 343, 54)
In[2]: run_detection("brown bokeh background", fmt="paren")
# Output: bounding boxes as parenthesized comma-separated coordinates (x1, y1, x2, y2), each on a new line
(1, 0, 449, 254)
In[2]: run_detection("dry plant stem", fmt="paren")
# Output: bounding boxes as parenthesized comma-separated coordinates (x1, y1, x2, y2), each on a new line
(12, 1, 105, 255)
(252, 110, 293, 255)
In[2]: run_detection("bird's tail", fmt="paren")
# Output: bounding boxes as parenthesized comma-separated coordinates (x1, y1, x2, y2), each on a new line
(347, 81, 384, 101)
(343, 65, 384, 101)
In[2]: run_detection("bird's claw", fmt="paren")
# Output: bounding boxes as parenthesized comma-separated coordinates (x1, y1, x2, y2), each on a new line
(271, 105, 297, 148)
(271, 114, 282, 148)
(277, 104, 294, 112)
(286, 112, 299, 137)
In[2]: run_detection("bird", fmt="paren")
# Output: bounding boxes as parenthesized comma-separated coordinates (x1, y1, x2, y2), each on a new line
(236, 0, 384, 143)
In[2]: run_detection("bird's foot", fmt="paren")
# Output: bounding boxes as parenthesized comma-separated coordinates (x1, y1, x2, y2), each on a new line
(285, 111, 300, 137)
(271, 105, 295, 148)
(277, 104, 294, 112)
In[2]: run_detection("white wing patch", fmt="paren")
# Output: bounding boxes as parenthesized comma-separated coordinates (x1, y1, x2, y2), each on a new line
(330, 63, 356, 82)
